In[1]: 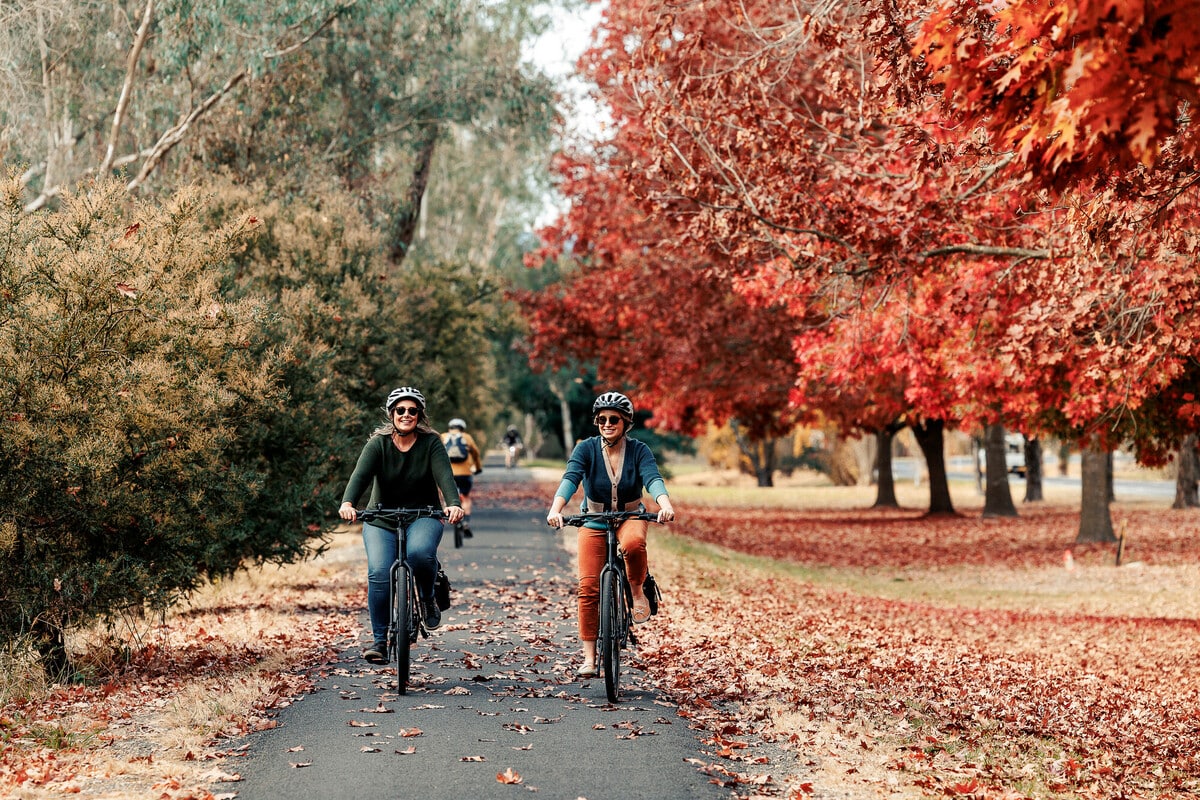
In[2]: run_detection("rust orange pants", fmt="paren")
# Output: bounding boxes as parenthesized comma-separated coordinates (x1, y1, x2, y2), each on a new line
(576, 519, 647, 641)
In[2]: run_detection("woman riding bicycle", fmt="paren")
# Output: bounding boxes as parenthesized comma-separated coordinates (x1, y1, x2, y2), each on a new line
(339, 387, 464, 664)
(546, 391, 675, 678)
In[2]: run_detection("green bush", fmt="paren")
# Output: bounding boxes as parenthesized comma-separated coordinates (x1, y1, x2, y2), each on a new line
(0, 176, 332, 671)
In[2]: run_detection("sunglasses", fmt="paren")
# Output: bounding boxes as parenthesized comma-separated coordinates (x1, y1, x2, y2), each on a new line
(595, 414, 624, 426)
(392, 406, 421, 417)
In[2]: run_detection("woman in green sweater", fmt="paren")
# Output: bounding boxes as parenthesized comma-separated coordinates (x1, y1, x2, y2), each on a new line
(339, 387, 464, 663)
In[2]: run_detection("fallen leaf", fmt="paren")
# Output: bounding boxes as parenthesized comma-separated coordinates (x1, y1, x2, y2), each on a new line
(496, 767, 523, 785)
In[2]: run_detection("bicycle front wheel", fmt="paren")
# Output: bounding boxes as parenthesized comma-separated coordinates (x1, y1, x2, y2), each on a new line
(392, 566, 413, 693)
(599, 569, 622, 702)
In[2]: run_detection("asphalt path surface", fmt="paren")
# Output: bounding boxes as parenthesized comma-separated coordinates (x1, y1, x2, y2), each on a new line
(227, 456, 729, 800)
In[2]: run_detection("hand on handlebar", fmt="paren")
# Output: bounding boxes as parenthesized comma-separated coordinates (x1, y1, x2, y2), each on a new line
(445, 505, 465, 524)
(656, 501, 676, 524)
(339, 502, 357, 522)
(546, 511, 564, 529)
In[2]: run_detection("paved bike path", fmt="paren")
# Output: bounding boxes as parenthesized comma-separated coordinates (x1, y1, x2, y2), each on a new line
(225, 460, 727, 800)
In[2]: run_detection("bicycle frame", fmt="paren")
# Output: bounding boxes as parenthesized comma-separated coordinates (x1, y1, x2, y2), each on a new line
(356, 505, 445, 695)
(559, 509, 658, 703)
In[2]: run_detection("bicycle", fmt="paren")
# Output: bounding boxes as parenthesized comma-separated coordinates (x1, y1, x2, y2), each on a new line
(355, 505, 446, 695)
(452, 517, 467, 549)
(556, 509, 662, 703)
(503, 438, 523, 469)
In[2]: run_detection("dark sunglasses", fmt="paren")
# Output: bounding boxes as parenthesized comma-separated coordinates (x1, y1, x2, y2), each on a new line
(595, 414, 624, 426)
(392, 406, 420, 417)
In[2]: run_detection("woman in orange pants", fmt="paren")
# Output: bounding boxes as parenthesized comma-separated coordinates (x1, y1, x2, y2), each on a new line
(546, 391, 675, 678)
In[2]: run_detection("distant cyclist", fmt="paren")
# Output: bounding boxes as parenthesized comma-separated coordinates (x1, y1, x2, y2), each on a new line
(545, 391, 675, 678)
(502, 425, 523, 469)
(338, 387, 464, 664)
(441, 418, 483, 537)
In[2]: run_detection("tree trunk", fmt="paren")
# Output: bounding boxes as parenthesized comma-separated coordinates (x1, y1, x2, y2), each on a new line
(1106, 451, 1115, 503)
(873, 426, 900, 508)
(1077, 442, 1116, 542)
(973, 434, 985, 493)
(1023, 437, 1044, 502)
(730, 420, 775, 486)
(982, 423, 1018, 517)
(1173, 433, 1199, 509)
(547, 379, 574, 455)
(33, 618, 71, 681)
(388, 122, 440, 267)
(911, 418, 955, 515)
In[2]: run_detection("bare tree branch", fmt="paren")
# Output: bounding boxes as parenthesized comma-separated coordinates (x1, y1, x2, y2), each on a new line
(100, 0, 155, 176)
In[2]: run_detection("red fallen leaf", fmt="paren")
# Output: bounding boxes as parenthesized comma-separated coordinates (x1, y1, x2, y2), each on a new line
(399, 727, 424, 737)
(115, 282, 137, 298)
(123, 223, 140, 238)
(496, 767, 523, 785)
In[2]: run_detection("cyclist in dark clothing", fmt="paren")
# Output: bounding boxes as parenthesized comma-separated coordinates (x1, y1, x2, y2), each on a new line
(339, 387, 463, 663)
(502, 425, 523, 468)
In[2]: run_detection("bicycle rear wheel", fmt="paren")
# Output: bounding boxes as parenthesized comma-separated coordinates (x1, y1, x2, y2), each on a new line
(392, 566, 413, 693)
(599, 569, 622, 702)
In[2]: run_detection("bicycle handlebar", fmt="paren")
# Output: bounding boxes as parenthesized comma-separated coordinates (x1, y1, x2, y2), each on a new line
(557, 510, 661, 528)
(356, 505, 447, 525)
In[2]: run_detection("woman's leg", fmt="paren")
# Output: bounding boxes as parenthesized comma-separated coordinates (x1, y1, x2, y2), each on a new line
(405, 516, 445, 600)
(618, 519, 650, 622)
(576, 527, 607, 645)
(361, 522, 399, 644)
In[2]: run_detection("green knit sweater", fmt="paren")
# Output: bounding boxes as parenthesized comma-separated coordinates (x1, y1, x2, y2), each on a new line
(341, 431, 460, 529)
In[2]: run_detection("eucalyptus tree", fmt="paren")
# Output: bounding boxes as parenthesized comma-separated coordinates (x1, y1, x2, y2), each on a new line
(2, 0, 562, 237)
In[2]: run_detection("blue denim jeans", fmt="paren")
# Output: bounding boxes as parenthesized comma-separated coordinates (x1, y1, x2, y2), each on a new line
(361, 518, 444, 644)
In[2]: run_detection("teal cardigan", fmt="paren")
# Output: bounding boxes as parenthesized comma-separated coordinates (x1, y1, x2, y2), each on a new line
(555, 436, 668, 528)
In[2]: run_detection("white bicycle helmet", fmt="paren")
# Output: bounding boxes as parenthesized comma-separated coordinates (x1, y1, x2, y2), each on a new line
(385, 386, 426, 412)
(448, 418, 467, 430)
(593, 391, 634, 421)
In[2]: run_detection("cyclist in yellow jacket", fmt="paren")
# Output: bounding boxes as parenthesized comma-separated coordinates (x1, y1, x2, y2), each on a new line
(442, 418, 484, 536)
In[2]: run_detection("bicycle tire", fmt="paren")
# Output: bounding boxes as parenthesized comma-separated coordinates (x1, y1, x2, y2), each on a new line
(599, 569, 622, 702)
(453, 522, 464, 549)
(393, 566, 413, 694)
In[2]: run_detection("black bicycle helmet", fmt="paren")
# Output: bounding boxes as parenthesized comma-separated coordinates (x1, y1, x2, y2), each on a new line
(592, 391, 634, 421)
(385, 386, 426, 412)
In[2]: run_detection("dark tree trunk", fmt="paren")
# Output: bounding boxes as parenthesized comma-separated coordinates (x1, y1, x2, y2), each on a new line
(911, 418, 955, 515)
(33, 618, 71, 681)
(1077, 442, 1116, 542)
(982, 424, 1018, 517)
(730, 420, 775, 487)
(1058, 441, 1072, 476)
(1173, 433, 1200, 509)
(1023, 437, 1044, 502)
(872, 425, 902, 508)
(1106, 451, 1115, 503)
(388, 122, 440, 267)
